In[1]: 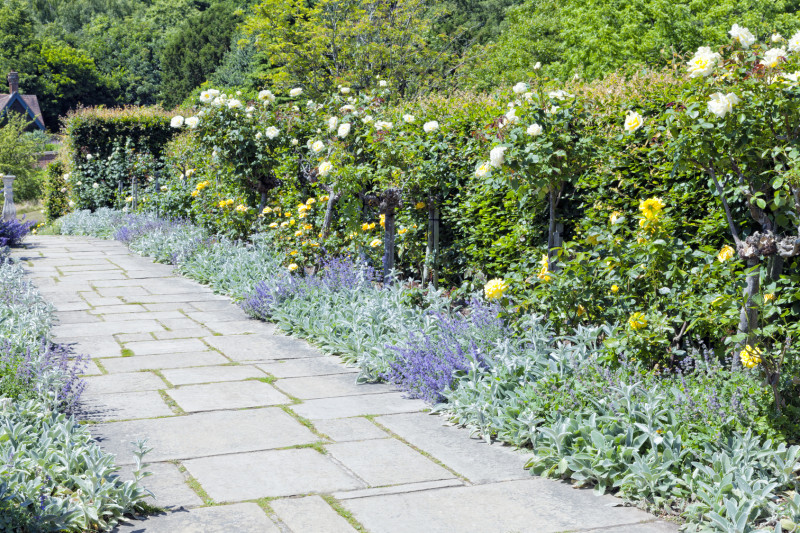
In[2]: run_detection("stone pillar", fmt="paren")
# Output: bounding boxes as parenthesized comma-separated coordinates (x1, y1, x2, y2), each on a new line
(2, 175, 16, 222)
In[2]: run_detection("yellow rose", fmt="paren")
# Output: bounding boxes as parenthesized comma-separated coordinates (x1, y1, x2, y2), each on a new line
(611, 284, 619, 293)
(294, 230, 303, 237)
(269, 222, 278, 228)
(764, 293, 776, 302)
(628, 312, 647, 330)
(288, 263, 299, 271)
(484, 278, 508, 300)
(415, 202, 426, 210)
(639, 197, 665, 220)
(399, 228, 408, 235)
(290, 250, 298, 256)
(191, 191, 199, 197)
(369, 238, 382, 248)
(739, 345, 762, 369)
(717, 245, 735, 263)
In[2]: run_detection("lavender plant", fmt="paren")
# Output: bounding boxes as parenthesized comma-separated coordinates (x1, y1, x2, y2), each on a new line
(0, 217, 34, 247)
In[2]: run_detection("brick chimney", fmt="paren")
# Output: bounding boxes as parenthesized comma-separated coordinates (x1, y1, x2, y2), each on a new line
(8, 71, 19, 94)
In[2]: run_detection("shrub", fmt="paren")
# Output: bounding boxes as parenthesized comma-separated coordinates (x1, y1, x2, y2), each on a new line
(43, 160, 72, 222)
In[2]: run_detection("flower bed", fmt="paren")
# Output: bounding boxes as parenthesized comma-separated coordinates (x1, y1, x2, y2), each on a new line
(0, 227, 151, 531)
(58, 208, 800, 532)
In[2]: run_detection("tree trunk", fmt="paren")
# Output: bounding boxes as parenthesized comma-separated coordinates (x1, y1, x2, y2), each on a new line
(322, 193, 340, 238)
(734, 257, 760, 369)
(383, 205, 396, 285)
(547, 186, 561, 268)
(258, 191, 267, 212)
(423, 202, 440, 287)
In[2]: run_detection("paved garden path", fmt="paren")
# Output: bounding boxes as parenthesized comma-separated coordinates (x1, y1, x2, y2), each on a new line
(14, 235, 678, 533)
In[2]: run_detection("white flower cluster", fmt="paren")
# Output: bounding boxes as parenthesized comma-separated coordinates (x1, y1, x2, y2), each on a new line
(790, 31, 800, 53)
(258, 90, 276, 103)
(489, 146, 506, 168)
(423, 121, 439, 133)
(729, 24, 756, 48)
(375, 120, 392, 131)
(762, 47, 787, 68)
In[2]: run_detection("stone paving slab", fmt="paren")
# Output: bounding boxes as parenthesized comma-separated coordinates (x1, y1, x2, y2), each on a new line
(166, 380, 291, 412)
(152, 328, 214, 340)
(52, 319, 165, 337)
(79, 391, 175, 421)
(117, 462, 204, 510)
(276, 373, 393, 400)
(376, 412, 530, 484)
(313, 417, 391, 442)
(326, 438, 455, 487)
(183, 448, 365, 501)
(101, 351, 229, 373)
(256, 357, 357, 378)
(59, 338, 122, 358)
(83, 372, 167, 395)
(125, 338, 209, 356)
(293, 392, 427, 420)
(204, 334, 323, 361)
(94, 408, 318, 465)
(114, 503, 281, 533)
(342, 479, 674, 533)
(271, 495, 358, 533)
(161, 364, 266, 385)
(55, 311, 101, 324)
(333, 479, 465, 500)
(205, 319, 275, 335)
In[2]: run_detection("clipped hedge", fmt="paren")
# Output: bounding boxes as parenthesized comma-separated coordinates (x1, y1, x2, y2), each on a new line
(62, 106, 180, 163)
(43, 160, 71, 222)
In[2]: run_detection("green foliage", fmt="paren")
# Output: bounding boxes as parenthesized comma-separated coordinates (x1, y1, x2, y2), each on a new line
(467, 0, 800, 87)
(0, 113, 42, 201)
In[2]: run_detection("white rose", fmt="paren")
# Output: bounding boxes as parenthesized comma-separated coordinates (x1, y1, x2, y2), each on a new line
(76, 181, 82, 186)
(707, 92, 740, 118)
(292, 106, 299, 112)
(227, 99, 242, 109)
(86, 154, 93, 160)
(199, 90, 213, 103)
(265, 126, 280, 139)
(489, 146, 506, 168)
(170, 115, 184, 128)
(291, 138, 299, 146)
(503, 108, 519, 126)
(403, 114, 415, 123)
(63, 173, 70, 181)
(624, 111, 644, 132)
(258, 90, 276, 102)
(729, 24, 756, 48)
(375, 120, 392, 131)
(548, 89, 569, 100)
(533, 62, 542, 70)
(526, 123, 543, 136)
(423, 121, 439, 133)
(211, 96, 224, 106)
(475, 162, 491, 177)
(378, 80, 388, 87)
(762, 47, 787, 68)
(60, 187, 66, 193)
(198, 110, 205, 117)
(185, 116, 200, 129)
(523, 92, 533, 101)
(319, 161, 333, 177)
(545, 105, 559, 115)
(362, 115, 374, 124)
(92, 183, 99, 189)
(687, 46, 721, 78)
(337, 123, 351, 137)
(311, 140, 325, 153)
(340, 87, 351, 94)
(772, 33, 783, 43)
(789, 31, 800, 53)
(208, 89, 220, 97)
(340, 104, 355, 113)
(289, 88, 303, 97)
(328, 116, 338, 131)
(512, 82, 527, 94)
(255, 132, 263, 140)
(245, 106, 255, 113)
(783, 71, 800, 85)
(68, 200, 75, 208)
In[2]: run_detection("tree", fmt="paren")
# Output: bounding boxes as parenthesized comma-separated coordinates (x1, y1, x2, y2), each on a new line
(243, 0, 461, 98)
(160, 2, 242, 106)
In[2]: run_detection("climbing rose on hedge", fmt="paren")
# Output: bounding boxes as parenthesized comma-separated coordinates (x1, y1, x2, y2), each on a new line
(318, 161, 333, 177)
(512, 82, 527, 94)
(717, 245, 736, 262)
(624, 111, 644, 132)
(185, 116, 199, 129)
(639, 197, 665, 219)
(289, 88, 303, 97)
(687, 46, 721, 78)
(311, 140, 325, 153)
(708, 92, 740, 118)
(266, 126, 280, 139)
(423, 121, 439, 133)
(337, 123, 351, 138)
(527, 123, 543, 136)
(729, 24, 756, 48)
(170, 115, 184, 128)
(489, 146, 506, 168)
(628, 312, 648, 330)
(762, 48, 787, 68)
(484, 278, 508, 300)
(475, 162, 491, 177)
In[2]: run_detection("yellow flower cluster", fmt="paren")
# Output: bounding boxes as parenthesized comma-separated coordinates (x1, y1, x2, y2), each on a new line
(196, 180, 211, 191)
(218, 199, 235, 208)
(639, 197, 665, 220)
(484, 278, 508, 300)
(739, 345, 762, 369)
(362, 222, 377, 231)
(764, 293, 776, 303)
(398, 228, 408, 235)
(628, 312, 647, 330)
(717, 245, 735, 263)
(235, 204, 248, 213)
(537, 254, 551, 282)
(380, 214, 386, 228)
(369, 238, 382, 248)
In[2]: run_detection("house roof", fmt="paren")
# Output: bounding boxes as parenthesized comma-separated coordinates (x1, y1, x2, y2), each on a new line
(0, 93, 45, 130)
